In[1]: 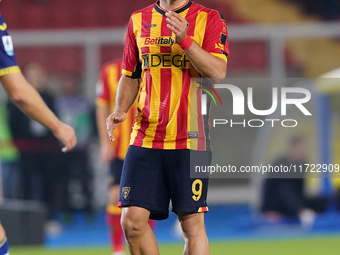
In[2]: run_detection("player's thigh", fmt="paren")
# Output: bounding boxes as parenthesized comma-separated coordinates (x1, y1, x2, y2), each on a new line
(163, 149, 211, 214)
(119, 145, 170, 220)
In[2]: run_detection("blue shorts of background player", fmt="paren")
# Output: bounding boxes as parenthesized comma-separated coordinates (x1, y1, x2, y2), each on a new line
(109, 158, 124, 187)
(118, 145, 211, 220)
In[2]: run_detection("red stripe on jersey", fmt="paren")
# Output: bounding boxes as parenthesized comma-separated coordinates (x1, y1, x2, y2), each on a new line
(133, 70, 152, 147)
(160, 46, 172, 54)
(141, 11, 153, 38)
(161, 14, 172, 36)
(141, 47, 150, 54)
(196, 87, 206, 151)
(185, 4, 197, 37)
(153, 68, 172, 149)
(152, 14, 173, 148)
(160, 14, 172, 54)
(201, 206, 209, 212)
(175, 69, 191, 149)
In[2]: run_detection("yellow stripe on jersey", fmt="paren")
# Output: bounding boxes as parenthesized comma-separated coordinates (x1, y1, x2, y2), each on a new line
(141, 9, 163, 148)
(132, 12, 142, 55)
(129, 12, 144, 146)
(0, 66, 20, 77)
(163, 8, 191, 150)
(189, 79, 199, 150)
(122, 70, 133, 77)
(211, 53, 228, 63)
(193, 11, 208, 47)
(118, 111, 132, 159)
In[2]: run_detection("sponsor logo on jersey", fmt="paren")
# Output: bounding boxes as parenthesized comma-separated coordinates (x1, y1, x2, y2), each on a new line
(188, 131, 199, 139)
(142, 53, 190, 68)
(144, 24, 157, 28)
(2, 35, 14, 56)
(0, 22, 7, 31)
(145, 37, 174, 46)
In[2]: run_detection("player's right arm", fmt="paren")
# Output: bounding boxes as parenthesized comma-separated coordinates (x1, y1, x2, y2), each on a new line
(106, 17, 140, 141)
(2, 72, 77, 152)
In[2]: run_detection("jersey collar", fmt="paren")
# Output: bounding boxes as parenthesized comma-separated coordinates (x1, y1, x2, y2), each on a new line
(154, 1, 192, 16)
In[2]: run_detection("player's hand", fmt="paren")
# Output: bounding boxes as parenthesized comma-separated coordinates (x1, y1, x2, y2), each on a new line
(53, 122, 77, 153)
(100, 142, 114, 164)
(106, 111, 127, 141)
(165, 11, 189, 44)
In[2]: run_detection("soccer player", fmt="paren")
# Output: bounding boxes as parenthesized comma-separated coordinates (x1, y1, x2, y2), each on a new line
(0, 11, 77, 255)
(96, 60, 137, 255)
(107, 0, 229, 254)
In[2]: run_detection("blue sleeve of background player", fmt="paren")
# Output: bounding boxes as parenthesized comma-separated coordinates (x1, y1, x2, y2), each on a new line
(0, 15, 20, 77)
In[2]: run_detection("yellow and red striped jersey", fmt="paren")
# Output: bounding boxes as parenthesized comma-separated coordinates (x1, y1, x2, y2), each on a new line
(122, 0, 229, 151)
(96, 61, 137, 160)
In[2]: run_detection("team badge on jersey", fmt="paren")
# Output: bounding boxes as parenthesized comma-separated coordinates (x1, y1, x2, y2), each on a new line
(122, 187, 131, 199)
(2, 36, 14, 56)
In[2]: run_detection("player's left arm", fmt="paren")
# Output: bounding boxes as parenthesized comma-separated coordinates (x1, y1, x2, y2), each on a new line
(166, 11, 228, 82)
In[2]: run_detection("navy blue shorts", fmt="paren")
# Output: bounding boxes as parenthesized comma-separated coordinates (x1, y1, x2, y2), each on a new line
(109, 158, 124, 186)
(118, 145, 211, 220)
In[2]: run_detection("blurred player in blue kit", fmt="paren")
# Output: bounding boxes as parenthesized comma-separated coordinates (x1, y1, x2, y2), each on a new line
(0, 7, 77, 255)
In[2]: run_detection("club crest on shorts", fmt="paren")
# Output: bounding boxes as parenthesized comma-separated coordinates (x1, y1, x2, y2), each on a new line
(122, 187, 131, 199)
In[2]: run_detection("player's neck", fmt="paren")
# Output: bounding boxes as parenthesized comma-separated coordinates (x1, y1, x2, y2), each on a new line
(159, 0, 188, 11)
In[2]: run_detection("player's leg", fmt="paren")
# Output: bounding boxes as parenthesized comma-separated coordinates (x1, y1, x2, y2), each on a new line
(0, 224, 9, 255)
(107, 159, 125, 255)
(121, 206, 158, 255)
(178, 212, 209, 255)
(163, 149, 211, 255)
(118, 145, 170, 255)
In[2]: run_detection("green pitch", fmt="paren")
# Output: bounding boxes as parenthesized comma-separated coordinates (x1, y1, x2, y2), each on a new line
(10, 236, 340, 255)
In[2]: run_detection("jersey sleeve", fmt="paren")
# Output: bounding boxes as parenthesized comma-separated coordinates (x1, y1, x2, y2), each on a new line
(0, 16, 20, 77)
(121, 16, 142, 79)
(95, 66, 110, 107)
(202, 10, 229, 64)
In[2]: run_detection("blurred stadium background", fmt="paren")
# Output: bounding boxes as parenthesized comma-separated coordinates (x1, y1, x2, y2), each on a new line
(0, 0, 340, 254)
